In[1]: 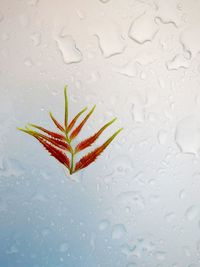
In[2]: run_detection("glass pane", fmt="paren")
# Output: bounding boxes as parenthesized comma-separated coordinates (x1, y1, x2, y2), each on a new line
(0, 1, 200, 266)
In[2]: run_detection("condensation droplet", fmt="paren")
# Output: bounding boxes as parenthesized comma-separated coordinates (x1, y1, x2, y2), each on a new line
(99, 0, 110, 3)
(6, 245, 18, 254)
(2, 33, 9, 41)
(76, 9, 85, 20)
(179, 189, 186, 199)
(175, 115, 200, 154)
(24, 59, 33, 67)
(129, 12, 159, 44)
(56, 35, 82, 64)
(155, 251, 166, 261)
(180, 27, 200, 58)
(165, 212, 175, 223)
(30, 32, 41, 46)
(185, 205, 199, 221)
(166, 54, 190, 70)
(117, 191, 145, 210)
(157, 130, 167, 145)
(19, 14, 29, 28)
(111, 224, 127, 240)
(126, 263, 136, 267)
(115, 60, 138, 78)
(59, 243, 69, 253)
(0, 12, 4, 22)
(27, 0, 39, 6)
(183, 246, 191, 257)
(94, 21, 126, 58)
(98, 219, 110, 231)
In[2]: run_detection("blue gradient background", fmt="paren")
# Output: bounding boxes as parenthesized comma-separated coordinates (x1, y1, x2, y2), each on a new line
(1, 0, 200, 266)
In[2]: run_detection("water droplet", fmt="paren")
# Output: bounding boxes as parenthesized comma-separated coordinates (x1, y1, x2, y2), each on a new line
(99, 0, 110, 3)
(196, 240, 200, 253)
(59, 243, 69, 253)
(117, 191, 145, 210)
(166, 54, 190, 70)
(180, 26, 200, 57)
(98, 219, 110, 231)
(94, 20, 126, 58)
(0, 197, 7, 212)
(41, 228, 50, 237)
(157, 130, 167, 145)
(6, 245, 18, 254)
(0, 158, 24, 178)
(175, 115, 200, 154)
(183, 246, 191, 257)
(131, 238, 155, 257)
(126, 263, 136, 267)
(27, 0, 39, 6)
(155, 251, 166, 261)
(155, 1, 181, 27)
(2, 33, 9, 41)
(179, 189, 186, 199)
(111, 224, 127, 240)
(56, 35, 82, 64)
(131, 103, 145, 123)
(129, 12, 159, 44)
(115, 60, 138, 78)
(76, 9, 85, 20)
(165, 212, 175, 223)
(0, 12, 4, 22)
(121, 244, 135, 258)
(30, 32, 41, 46)
(19, 14, 29, 28)
(185, 205, 199, 221)
(135, 52, 157, 65)
(24, 59, 33, 67)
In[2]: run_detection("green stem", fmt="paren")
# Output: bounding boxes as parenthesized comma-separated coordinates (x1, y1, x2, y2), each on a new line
(70, 150, 74, 175)
(65, 132, 74, 175)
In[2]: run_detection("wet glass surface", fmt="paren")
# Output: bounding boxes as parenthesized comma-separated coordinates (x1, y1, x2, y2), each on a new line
(1, 0, 200, 266)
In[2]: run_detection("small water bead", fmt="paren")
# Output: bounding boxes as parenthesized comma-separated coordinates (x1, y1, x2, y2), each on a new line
(111, 224, 127, 240)
(56, 35, 83, 64)
(185, 205, 199, 221)
(30, 32, 41, 46)
(98, 219, 110, 231)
